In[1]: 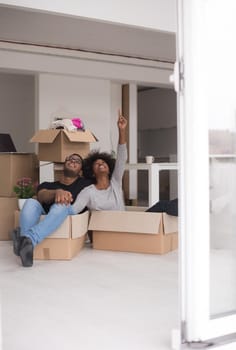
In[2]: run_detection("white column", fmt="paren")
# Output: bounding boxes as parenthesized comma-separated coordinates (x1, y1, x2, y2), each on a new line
(0, 299, 2, 350)
(128, 84, 138, 200)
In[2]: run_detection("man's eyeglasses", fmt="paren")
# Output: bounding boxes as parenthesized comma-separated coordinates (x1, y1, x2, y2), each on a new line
(65, 155, 82, 164)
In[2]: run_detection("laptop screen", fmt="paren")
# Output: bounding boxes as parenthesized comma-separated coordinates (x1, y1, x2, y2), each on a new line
(0, 134, 17, 152)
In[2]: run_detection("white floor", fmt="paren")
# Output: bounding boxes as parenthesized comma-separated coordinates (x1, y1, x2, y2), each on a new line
(0, 241, 179, 350)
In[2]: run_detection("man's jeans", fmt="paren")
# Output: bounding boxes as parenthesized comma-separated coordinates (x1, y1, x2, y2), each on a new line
(19, 198, 75, 246)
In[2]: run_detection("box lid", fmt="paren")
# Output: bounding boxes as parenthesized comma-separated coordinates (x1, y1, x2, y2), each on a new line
(30, 129, 98, 144)
(88, 211, 162, 234)
(30, 130, 60, 143)
(71, 211, 89, 238)
(64, 130, 98, 142)
(163, 213, 178, 234)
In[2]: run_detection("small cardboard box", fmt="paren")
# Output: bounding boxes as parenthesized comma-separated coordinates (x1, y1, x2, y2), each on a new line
(53, 162, 64, 181)
(14, 210, 89, 260)
(0, 197, 18, 240)
(88, 211, 178, 254)
(0, 153, 38, 197)
(30, 129, 97, 162)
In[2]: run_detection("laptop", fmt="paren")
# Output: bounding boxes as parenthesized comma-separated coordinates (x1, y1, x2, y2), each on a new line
(0, 133, 17, 152)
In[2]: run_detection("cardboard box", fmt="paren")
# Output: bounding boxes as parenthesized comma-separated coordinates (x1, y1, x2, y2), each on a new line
(88, 211, 178, 254)
(14, 210, 89, 260)
(53, 162, 64, 181)
(0, 197, 18, 240)
(30, 129, 97, 162)
(0, 153, 38, 197)
(125, 205, 148, 211)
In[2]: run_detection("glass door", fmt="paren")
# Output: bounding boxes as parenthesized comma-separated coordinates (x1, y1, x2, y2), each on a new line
(177, 0, 236, 345)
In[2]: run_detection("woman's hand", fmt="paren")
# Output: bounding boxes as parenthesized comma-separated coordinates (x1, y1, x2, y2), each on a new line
(117, 109, 127, 144)
(55, 189, 73, 205)
(117, 109, 127, 130)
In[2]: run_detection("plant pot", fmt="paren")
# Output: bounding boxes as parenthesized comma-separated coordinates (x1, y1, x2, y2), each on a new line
(18, 198, 27, 210)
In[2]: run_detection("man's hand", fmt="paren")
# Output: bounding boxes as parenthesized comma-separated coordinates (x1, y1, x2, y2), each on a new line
(55, 189, 73, 205)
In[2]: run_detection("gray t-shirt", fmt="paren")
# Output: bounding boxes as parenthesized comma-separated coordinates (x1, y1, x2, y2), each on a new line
(72, 143, 127, 213)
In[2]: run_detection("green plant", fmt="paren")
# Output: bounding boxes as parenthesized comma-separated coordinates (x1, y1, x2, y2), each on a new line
(13, 177, 37, 199)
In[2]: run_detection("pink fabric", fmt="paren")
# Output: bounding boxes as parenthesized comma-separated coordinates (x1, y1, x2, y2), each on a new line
(72, 118, 84, 130)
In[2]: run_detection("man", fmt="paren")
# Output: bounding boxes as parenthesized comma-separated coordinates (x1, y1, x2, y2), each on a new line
(12, 153, 92, 268)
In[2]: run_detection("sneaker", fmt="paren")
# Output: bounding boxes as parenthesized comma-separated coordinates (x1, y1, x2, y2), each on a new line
(19, 237, 34, 267)
(11, 227, 21, 256)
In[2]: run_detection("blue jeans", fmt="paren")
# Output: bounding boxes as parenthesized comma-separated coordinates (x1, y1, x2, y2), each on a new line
(19, 198, 75, 246)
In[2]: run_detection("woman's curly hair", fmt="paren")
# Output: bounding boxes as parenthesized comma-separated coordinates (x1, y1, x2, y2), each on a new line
(82, 150, 116, 183)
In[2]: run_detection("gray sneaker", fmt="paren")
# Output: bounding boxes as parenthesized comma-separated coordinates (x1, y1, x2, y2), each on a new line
(19, 237, 34, 267)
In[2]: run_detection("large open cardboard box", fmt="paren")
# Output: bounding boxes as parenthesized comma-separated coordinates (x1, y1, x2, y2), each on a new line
(30, 129, 97, 162)
(14, 210, 89, 260)
(88, 211, 178, 254)
(0, 153, 38, 197)
(0, 197, 18, 240)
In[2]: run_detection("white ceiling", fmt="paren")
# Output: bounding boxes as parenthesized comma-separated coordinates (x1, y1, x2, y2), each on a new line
(0, 5, 176, 63)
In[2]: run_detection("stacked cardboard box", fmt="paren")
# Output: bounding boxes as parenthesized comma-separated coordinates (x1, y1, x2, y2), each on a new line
(0, 153, 39, 240)
(0, 153, 38, 197)
(53, 162, 64, 182)
(30, 129, 97, 162)
(0, 197, 18, 240)
(30, 128, 98, 182)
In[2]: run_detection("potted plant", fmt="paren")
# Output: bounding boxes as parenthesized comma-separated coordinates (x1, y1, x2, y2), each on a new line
(13, 177, 37, 210)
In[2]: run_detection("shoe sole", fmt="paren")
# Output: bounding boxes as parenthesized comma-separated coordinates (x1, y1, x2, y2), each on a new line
(11, 229, 20, 256)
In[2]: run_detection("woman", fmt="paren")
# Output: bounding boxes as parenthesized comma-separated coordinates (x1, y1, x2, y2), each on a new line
(71, 112, 128, 214)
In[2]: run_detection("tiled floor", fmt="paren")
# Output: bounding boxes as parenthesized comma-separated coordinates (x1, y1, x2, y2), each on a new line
(0, 241, 178, 350)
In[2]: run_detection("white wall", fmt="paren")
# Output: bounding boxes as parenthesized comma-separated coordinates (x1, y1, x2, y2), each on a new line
(38, 74, 122, 152)
(1, 0, 177, 32)
(0, 72, 35, 152)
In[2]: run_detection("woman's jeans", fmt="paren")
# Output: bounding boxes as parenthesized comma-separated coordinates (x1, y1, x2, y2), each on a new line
(146, 198, 178, 216)
(19, 198, 75, 247)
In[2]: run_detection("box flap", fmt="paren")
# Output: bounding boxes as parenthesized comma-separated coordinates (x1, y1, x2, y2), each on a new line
(88, 211, 162, 234)
(125, 206, 148, 212)
(163, 213, 178, 234)
(71, 211, 89, 238)
(63, 130, 98, 142)
(30, 130, 60, 143)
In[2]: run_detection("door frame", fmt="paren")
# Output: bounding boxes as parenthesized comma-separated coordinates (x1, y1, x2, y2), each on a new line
(177, 0, 236, 345)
